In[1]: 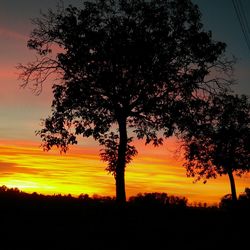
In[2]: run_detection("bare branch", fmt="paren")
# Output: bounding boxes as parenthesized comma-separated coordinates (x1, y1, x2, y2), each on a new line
(17, 56, 63, 95)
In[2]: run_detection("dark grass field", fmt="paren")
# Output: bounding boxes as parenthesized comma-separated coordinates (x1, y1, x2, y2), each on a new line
(0, 189, 249, 250)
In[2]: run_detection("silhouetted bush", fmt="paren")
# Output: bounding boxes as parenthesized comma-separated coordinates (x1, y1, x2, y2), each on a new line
(220, 188, 250, 210)
(237, 188, 250, 209)
(239, 187, 250, 200)
(128, 192, 188, 208)
(219, 194, 233, 209)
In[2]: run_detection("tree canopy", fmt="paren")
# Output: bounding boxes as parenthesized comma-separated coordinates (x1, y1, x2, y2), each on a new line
(182, 93, 250, 201)
(18, 0, 233, 203)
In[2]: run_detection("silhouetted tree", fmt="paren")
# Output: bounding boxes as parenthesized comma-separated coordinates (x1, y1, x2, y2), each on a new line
(182, 93, 250, 202)
(18, 0, 232, 203)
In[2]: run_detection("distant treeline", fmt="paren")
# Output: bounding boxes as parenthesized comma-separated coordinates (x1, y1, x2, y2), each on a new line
(1, 186, 250, 250)
(0, 185, 250, 210)
(0, 185, 187, 208)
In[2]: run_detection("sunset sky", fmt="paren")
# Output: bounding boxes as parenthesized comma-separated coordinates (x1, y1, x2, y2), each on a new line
(0, 0, 250, 205)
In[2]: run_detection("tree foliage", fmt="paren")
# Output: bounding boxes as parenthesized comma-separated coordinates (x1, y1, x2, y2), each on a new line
(99, 132, 137, 176)
(18, 0, 233, 202)
(182, 93, 250, 200)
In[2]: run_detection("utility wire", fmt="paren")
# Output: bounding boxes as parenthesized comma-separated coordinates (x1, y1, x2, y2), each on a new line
(237, 0, 250, 42)
(238, 0, 250, 34)
(232, 0, 250, 49)
(232, 0, 250, 53)
(232, 0, 250, 52)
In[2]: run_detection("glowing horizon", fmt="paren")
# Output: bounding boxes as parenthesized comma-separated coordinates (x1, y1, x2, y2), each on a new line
(0, 139, 249, 205)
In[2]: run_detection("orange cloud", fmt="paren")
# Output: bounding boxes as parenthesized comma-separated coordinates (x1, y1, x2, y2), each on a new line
(0, 140, 113, 196)
(0, 139, 249, 205)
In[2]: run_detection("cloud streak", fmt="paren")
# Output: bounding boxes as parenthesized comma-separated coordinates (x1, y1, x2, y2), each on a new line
(0, 27, 28, 41)
(0, 139, 249, 204)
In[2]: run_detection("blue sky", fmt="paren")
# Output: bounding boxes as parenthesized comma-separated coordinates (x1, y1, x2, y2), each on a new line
(194, 0, 250, 94)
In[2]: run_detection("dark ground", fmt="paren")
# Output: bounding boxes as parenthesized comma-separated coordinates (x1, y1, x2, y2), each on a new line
(0, 190, 249, 250)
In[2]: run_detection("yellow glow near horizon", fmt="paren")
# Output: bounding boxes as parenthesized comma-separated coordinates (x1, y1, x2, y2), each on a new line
(0, 139, 249, 205)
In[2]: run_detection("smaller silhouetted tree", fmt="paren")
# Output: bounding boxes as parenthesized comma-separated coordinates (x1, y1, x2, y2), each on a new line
(181, 93, 250, 202)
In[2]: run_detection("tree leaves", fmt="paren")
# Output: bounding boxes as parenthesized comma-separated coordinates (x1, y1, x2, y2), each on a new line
(19, 0, 233, 193)
(182, 93, 250, 182)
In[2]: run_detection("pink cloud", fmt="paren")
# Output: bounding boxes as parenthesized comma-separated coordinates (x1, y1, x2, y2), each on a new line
(0, 67, 16, 80)
(0, 27, 28, 41)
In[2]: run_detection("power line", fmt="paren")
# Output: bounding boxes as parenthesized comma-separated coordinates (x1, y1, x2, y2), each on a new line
(238, 0, 250, 34)
(232, 0, 250, 50)
(232, 0, 250, 53)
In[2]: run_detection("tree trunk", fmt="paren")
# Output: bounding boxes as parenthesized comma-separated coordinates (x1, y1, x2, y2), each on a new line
(228, 169, 237, 202)
(116, 118, 127, 204)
